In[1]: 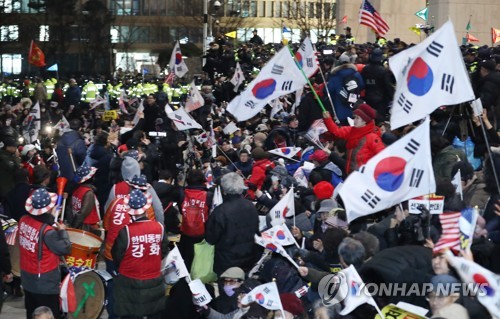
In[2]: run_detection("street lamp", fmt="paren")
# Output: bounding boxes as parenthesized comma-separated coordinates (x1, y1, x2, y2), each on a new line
(203, 0, 222, 66)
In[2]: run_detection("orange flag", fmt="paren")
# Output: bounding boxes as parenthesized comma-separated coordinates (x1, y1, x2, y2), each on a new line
(492, 27, 500, 44)
(28, 40, 46, 67)
(466, 33, 479, 42)
(341, 15, 348, 24)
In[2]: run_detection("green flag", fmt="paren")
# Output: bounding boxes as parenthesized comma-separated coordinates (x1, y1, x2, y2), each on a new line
(415, 7, 428, 21)
(466, 17, 471, 31)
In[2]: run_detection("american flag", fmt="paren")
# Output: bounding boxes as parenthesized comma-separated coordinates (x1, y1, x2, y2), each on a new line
(165, 72, 176, 85)
(1, 218, 18, 246)
(359, 0, 389, 36)
(433, 211, 461, 253)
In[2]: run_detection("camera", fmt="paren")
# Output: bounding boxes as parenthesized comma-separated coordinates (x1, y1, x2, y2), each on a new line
(405, 204, 431, 242)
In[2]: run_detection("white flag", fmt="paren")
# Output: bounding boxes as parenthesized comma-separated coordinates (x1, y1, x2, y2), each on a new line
(295, 37, 319, 78)
(305, 119, 327, 147)
(222, 122, 239, 135)
(169, 41, 189, 78)
(132, 99, 144, 125)
(389, 20, 475, 129)
(212, 186, 223, 210)
(23, 102, 41, 143)
(165, 103, 174, 114)
(241, 282, 284, 313)
(254, 234, 299, 269)
(54, 115, 71, 133)
(230, 62, 245, 92)
(89, 96, 108, 110)
(270, 187, 295, 226)
(451, 169, 463, 200)
(339, 117, 435, 223)
(269, 99, 284, 119)
(227, 47, 308, 121)
(185, 81, 205, 112)
(261, 224, 296, 247)
(339, 265, 378, 315)
(162, 245, 190, 281)
(268, 147, 301, 160)
(167, 107, 202, 131)
(446, 251, 500, 318)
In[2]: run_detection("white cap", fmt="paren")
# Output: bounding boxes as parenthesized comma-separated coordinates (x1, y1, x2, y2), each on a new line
(22, 144, 36, 156)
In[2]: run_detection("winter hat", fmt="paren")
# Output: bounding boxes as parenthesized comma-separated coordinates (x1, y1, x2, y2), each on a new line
(255, 124, 269, 132)
(353, 103, 376, 123)
(220, 267, 245, 281)
(126, 137, 139, 150)
(430, 274, 460, 296)
(251, 147, 268, 160)
(124, 188, 153, 216)
(280, 293, 304, 316)
(309, 149, 329, 162)
(339, 53, 350, 64)
(123, 150, 139, 161)
(1, 136, 19, 148)
(121, 157, 141, 181)
(75, 164, 97, 183)
(369, 48, 384, 63)
(313, 181, 335, 200)
(317, 199, 337, 213)
(25, 188, 58, 216)
(21, 144, 36, 156)
(126, 174, 149, 190)
(325, 208, 348, 229)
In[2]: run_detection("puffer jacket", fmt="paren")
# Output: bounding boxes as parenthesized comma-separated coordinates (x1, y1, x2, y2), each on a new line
(56, 130, 87, 181)
(324, 116, 385, 174)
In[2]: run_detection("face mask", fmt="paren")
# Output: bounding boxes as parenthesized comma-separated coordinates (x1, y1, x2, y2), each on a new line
(5, 119, 11, 126)
(223, 284, 238, 297)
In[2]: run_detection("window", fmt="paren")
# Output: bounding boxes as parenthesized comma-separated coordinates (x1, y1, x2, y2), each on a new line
(1, 0, 21, 13)
(308, 2, 314, 19)
(249, 0, 257, 17)
(265, 1, 273, 17)
(0, 25, 19, 41)
(39, 25, 49, 42)
(1, 54, 22, 74)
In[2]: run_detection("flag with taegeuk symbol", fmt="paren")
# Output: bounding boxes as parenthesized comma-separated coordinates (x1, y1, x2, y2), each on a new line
(169, 41, 188, 78)
(269, 187, 295, 226)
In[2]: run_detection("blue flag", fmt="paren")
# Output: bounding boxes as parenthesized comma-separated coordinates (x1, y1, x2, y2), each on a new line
(282, 25, 291, 33)
(47, 64, 58, 71)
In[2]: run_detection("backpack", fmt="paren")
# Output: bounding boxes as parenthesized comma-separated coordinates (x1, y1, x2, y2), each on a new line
(339, 73, 361, 106)
(180, 189, 209, 237)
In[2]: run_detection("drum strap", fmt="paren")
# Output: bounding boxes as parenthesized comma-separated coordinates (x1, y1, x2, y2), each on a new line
(38, 224, 48, 261)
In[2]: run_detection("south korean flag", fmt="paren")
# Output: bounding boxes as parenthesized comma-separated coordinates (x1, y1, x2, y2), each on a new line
(339, 117, 435, 223)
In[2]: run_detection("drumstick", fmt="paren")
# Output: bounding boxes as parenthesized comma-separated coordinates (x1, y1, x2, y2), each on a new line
(68, 148, 76, 172)
(60, 193, 68, 223)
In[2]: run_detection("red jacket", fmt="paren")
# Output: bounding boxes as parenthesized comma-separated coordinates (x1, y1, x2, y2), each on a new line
(247, 159, 275, 199)
(324, 116, 385, 174)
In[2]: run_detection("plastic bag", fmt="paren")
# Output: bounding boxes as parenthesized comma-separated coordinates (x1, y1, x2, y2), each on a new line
(190, 240, 217, 283)
(452, 136, 482, 170)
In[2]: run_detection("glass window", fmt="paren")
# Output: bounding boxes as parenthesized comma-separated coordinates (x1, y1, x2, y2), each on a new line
(265, 1, 273, 17)
(249, 0, 257, 17)
(165, 0, 175, 16)
(0, 25, 19, 41)
(1, 54, 22, 74)
(308, 2, 314, 19)
(111, 26, 120, 43)
(282, 1, 288, 18)
(324, 3, 331, 19)
(274, 1, 281, 18)
(39, 25, 49, 42)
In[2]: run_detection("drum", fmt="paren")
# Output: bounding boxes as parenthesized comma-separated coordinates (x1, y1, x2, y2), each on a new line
(68, 271, 106, 319)
(65, 228, 103, 269)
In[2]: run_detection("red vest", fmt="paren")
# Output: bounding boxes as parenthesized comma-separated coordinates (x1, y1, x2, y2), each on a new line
(19, 216, 59, 275)
(72, 185, 101, 225)
(118, 220, 163, 280)
(180, 188, 209, 236)
(114, 181, 156, 221)
(103, 197, 131, 260)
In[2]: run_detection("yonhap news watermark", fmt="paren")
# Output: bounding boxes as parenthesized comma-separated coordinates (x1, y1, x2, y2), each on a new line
(318, 273, 489, 306)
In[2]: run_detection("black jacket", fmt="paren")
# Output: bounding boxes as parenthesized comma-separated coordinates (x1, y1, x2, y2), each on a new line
(361, 62, 395, 120)
(205, 194, 259, 275)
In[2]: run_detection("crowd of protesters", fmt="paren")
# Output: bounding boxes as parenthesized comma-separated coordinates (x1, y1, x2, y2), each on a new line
(1, 29, 500, 319)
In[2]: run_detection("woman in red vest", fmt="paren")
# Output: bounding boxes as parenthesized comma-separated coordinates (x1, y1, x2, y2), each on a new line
(19, 188, 71, 319)
(112, 188, 169, 318)
(71, 164, 101, 234)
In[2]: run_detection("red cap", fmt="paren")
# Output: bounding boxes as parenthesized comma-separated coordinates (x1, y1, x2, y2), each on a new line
(309, 149, 329, 162)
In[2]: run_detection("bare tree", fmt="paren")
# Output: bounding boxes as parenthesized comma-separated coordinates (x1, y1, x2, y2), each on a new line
(285, 0, 336, 40)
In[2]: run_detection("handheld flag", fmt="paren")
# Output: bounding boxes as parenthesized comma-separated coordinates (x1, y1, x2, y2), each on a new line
(304, 119, 328, 148)
(60, 273, 77, 313)
(167, 106, 202, 131)
(261, 224, 297, 247)
(433, 211, 461, 253)
(185, 81, 205, 112)
(255, 234, 300, 269)
(446, 252, 500, 318)
(230, 62, 245, 92)
(169, 41, 189, 78)
(54, 115, 71, 133)
(241, 282, 284, 314)
(225, 31, 237, 38)
(205, 165, 214, 188)
(227, 47, 308, 121)
(28, 40, 46, 67)
(451, 169, 463, 200)
(22, 102, 41, 143)
(118, 90, 129, 114)
(341, 16, 348, 24)
(414, 8, 428, 21)
(459, 208, 478, 250)
(359, 0, 390, 36)
(339, 118, 435, 223)
(162, 245, 190, 282)
(282, 24, 291, 33)
(212, 186, 223, 210)
(132, 99, 144, 125)
(466, 16, 472, 31)
(268, 147, 301, 160)
(409, 26, 421, 36)
(389, 20, 475, 129)
(47, 64, 58, 71)
(269, 187, 295, 226)
(492, 27, 500, 44)
(466, 33, 480, 42)
(295, 37, 319, 78)
(339, 265, 378, 315)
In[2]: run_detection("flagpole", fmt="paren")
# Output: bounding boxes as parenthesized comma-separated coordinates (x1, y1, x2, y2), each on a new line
(286, 46, 328, 115)
(315, 51, 340, 123)
(373, 302, 386, 319)
(292, 185, 296, 227)
(478, 115, 500, 195)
